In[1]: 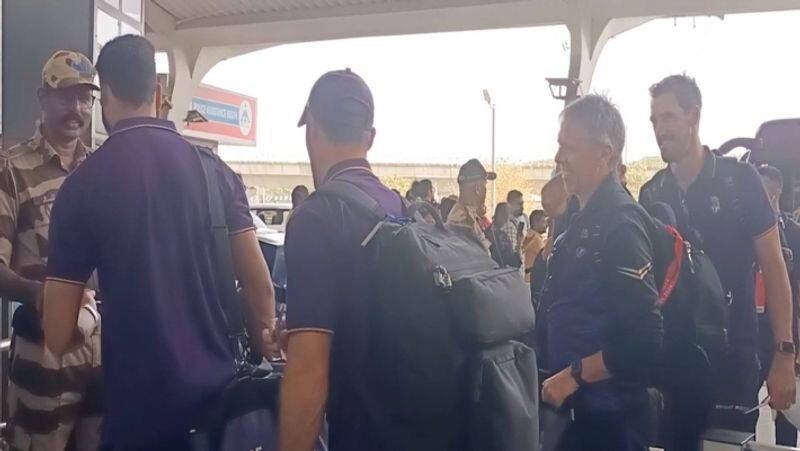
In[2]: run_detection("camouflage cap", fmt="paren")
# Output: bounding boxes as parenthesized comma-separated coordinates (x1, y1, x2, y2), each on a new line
(41, 50, 99, 90)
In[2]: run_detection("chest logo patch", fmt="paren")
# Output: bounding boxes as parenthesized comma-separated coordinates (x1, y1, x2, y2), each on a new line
(576, 247, 588, 259)
(710, 195, 721, 215)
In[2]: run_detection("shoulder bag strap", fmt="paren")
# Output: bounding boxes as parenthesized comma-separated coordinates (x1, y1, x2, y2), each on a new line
(193, 146, 246, 358)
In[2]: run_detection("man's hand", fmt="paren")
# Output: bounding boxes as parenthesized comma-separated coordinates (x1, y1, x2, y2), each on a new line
(768, 352, 797, 410)
(542, 367, 579, 408)
(259, 320, 281, 359)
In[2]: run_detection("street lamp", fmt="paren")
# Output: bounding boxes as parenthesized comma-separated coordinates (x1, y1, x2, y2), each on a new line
(483, 89, 496, 209)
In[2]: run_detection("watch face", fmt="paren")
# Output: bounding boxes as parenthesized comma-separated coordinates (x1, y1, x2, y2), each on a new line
(778, 341, 797, 354)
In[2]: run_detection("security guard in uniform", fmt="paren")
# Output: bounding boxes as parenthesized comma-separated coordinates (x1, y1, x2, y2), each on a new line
(541, 95, 662, 451)
(0, 51, 102, 451)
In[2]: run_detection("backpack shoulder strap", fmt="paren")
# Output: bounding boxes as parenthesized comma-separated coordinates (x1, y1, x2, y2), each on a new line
(713, 158, 749, 229)
(193, 146, 246, 354)
(317, 178, 396, 246)
(318, 178, 388, 221)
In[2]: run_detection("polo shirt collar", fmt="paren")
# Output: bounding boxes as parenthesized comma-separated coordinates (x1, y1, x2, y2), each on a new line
(663, 146, 717, 191)
(323, 158, 372, 184)
(696, 146, 717, 181)
(581, 171, 625, 216)
(111, 117, 179, 136)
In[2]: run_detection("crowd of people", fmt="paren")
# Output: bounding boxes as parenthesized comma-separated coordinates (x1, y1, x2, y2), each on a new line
(0, 31, 798, 451)
(396, 177, 547, 281)
(279, 71, 800, 451)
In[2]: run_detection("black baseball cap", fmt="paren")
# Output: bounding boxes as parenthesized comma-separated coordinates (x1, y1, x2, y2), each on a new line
(457, 159, 497, 184)
(298, 68, 374, 130)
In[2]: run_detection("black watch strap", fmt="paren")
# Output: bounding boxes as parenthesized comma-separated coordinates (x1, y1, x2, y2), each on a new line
(570, 360, 586, 386)
(776, 340, 797, 355)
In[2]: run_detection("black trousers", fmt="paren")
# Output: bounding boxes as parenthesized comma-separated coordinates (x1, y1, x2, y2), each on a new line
(661, 385, 713, 451)
(659, 344, 715, 451)
(708, 351, 761, 434)
(557, 395, 653, 451)
(775, 411, 799, 446)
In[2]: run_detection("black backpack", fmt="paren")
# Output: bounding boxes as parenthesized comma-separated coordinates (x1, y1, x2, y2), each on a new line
(319, 179, 540, 451)
(642, 204, 729, 381)
(584, 201, 728, 386)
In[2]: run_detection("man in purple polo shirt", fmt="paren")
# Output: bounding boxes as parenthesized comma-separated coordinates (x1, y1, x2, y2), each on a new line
(41, 35, 278, 450)
(279, 69, 402, 451)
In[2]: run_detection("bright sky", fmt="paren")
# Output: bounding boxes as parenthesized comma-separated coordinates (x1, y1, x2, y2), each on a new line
(201, 10, 800, 165)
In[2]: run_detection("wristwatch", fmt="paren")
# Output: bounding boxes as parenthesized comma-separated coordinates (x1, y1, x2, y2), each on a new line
(570, 360, 586, 386)
(776, 341, 797, 355)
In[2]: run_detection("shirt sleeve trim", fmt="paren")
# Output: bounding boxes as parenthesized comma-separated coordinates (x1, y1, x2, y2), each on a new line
(229, 226, 256, 236)
(45, 277, 87, 287)
(285, 327, 334, 336)
(755, 223, 778, 241)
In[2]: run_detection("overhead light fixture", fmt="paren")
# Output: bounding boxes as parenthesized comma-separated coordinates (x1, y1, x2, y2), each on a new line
(546, 78, 582, 101)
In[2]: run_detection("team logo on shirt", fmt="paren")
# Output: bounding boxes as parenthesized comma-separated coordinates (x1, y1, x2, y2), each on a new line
(724, 176, 735, 188)
(576, 247, 588, 259)
(616, 262, 653, 281)
(710, 195, 721, 215)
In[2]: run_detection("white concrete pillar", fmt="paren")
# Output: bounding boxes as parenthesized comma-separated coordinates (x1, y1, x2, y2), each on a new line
(564, 0, 653, 103)
(165, 43, 272, 131)
(166, 45, 203, 129)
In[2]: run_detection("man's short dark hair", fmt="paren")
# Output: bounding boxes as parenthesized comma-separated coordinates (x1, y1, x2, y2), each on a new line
(439, 196, 457, 220)
(96, 34, 156, 107)
(412, 179, 433, 199)
(530, 209, 546, 223)
(406, 181, 419, 201)
(758, 165, 784, 189)
(494, 202, 510, 218)
(650, 74, 702, 113)
(291, 185, 309, 206)
(507, 190, 523, 202)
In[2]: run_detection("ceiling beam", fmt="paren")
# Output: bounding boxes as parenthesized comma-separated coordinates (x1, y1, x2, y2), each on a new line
(175, 0, 533, 30)
(163, 0, 567, 48)
(602, 0, 800, 20)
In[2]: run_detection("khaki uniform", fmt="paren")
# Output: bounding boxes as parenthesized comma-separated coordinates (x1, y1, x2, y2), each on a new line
(446, 201, 491, 251)
(0, 128, 102, 451)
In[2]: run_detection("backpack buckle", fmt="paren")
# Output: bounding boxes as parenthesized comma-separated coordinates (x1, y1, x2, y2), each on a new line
(433, 265, 452, 290)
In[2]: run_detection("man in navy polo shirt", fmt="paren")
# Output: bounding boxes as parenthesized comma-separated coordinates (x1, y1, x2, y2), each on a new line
(279, 69, 402, 451)
(640, 74, 796, 433)
(41, 35, 278, 450)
